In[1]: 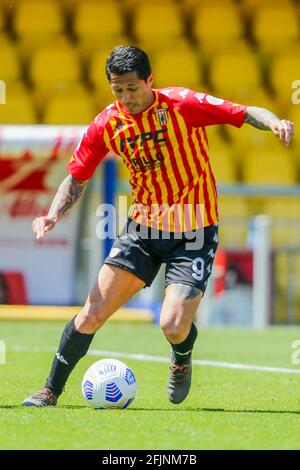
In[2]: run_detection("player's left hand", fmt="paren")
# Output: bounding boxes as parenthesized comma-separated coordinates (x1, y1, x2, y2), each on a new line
(271, 119, 294, 146)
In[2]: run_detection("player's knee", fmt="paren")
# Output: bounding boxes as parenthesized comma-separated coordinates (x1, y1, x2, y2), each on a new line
(160, 317, 190, 343)
(76, 302, 107, 332)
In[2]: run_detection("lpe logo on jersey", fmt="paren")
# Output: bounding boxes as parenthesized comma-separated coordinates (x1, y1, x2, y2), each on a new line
(154, 108, 168, 126)
(0, 80, 6, 104)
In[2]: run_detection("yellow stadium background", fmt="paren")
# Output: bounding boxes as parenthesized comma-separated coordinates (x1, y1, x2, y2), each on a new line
(0, 0, 300, 324)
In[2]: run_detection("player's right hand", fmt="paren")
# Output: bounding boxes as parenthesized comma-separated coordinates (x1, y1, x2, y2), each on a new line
(271, 119, 294, 146)
(32, 216, 57, 240)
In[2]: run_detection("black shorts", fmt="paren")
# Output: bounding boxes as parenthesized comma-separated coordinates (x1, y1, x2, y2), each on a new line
(105, 219, 219, 294)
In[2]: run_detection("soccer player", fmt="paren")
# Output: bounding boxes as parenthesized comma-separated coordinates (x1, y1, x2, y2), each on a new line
(22, 46, 294, 407)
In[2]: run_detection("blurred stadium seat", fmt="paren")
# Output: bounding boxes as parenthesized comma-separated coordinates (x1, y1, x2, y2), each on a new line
(209, 49, 261, 98)
(89, 48, 116, 89)
(28, 44, 83, 116)
(43, 91, 96, 124)
(13, 0, 64, 42)
(93, 86, 116, 111)
(35, 82, 90, 119)
(209, 147, 237, 184)
(206, 127, 237, 183)
(270, 51, 300, 111)
(89, 48, 118, 108)
(241, 146, 297, 185)
(152, 48, 203, 90)
(236, 88, 276, 110)
(29, 44, 81, 89)
(262, 197, 300, 246)
(137, 37, 192, 59)
(79, 35, 131, 64)
(0, 85, 37, 124)
(0, 3, 4, 33)
(123, 0, 171, 6)
(218, 196, 250, 247)
(251, 5, 299, 53)
(20, 33, 73, 66)
(183, 0, 236, 10)
(132, 1, 184, 48)
(241, 0, 294, 16)
(192, 4, 243, 51)
(227, 120, 283, 158)
(60, 0, 81, 14)
(1, 80, 28, 95)
(74, 0, 125, 52)
(0, 41, 21, 82)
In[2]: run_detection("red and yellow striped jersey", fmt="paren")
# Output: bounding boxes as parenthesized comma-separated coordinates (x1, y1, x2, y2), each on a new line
(68, 87, 246, 231)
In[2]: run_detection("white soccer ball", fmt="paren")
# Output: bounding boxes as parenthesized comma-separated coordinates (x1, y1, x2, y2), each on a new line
(81, 358, 137, 409)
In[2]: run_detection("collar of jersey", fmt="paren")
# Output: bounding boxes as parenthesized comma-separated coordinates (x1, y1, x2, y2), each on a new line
(116, 90, 159, 118)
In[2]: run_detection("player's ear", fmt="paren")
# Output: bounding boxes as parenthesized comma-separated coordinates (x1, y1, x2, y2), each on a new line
(148, 72, 154, 87)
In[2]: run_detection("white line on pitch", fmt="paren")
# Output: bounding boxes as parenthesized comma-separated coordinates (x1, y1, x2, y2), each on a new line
(12, 346, 300, 375)
(88, 349, 300, 375)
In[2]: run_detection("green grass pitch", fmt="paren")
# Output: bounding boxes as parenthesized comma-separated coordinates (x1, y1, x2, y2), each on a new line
(0, 320, 300, 450)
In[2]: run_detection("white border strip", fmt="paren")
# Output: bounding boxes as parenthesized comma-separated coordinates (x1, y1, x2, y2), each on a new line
(89, 349, 300, 375)
(12, 347, 300, 375)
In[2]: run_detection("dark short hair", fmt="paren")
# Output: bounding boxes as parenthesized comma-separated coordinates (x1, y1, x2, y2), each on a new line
(106, 45, 152, 82)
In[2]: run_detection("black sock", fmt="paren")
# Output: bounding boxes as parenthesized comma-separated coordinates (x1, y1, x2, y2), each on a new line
(170, 322, 198, 365)
(45, 317, 94, 396)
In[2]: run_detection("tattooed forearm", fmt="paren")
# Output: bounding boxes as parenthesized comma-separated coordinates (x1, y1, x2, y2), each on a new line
(48, 175, 86, 220)
(245, 106, 281, 131)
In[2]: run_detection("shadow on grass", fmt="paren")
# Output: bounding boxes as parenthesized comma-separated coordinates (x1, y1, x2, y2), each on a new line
(0, 405, 88, 409)
(200, 407, 300, 415)
(128, 407, 300, 415)
(1, 405, 300, 414)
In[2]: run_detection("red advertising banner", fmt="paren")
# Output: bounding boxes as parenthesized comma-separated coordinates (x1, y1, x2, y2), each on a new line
(0, 125, 86, 305)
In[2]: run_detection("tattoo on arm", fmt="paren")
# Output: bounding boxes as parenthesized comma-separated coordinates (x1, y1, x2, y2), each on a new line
(245, 106, 281, 131)
(48, 175, 86, 220)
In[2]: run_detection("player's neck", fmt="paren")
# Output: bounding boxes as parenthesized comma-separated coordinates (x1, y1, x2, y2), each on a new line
(145, 91, 155, 108)
(136, 91, 155, 114)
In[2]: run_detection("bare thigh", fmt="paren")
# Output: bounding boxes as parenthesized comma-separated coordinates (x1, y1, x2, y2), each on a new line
(75, 264, 145, 333)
